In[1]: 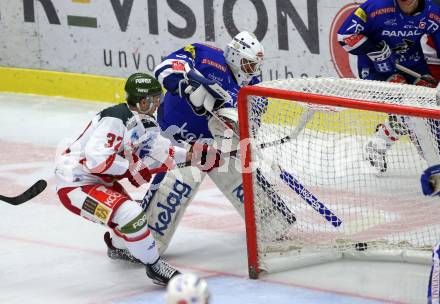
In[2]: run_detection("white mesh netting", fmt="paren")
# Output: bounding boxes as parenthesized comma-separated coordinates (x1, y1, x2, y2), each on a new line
(243, 78, 440, 273)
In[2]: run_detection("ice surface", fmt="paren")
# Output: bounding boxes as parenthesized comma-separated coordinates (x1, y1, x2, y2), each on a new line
(0, 93, 430, 303)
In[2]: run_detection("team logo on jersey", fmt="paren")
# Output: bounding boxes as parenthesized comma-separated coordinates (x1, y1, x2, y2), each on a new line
(330, 3, 358, 78)
(171, 60, 186, 71)
(384, 18, 397, 26)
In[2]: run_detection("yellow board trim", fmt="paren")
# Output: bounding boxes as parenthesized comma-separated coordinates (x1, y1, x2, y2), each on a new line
(0, 68, 391, 138)
(262, 97, 389, 136)
(0, 67, 125, 103)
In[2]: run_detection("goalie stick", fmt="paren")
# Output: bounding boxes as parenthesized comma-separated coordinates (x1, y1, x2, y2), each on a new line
(279, 168, 342, 227)
(259, 108, 315, 149)
(208, 106, 341, 227)
(254, 108, 341, 227)
(0, 179, 47, 205)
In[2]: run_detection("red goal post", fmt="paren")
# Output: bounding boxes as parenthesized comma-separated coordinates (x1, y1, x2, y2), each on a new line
(237, 78, 440, 279)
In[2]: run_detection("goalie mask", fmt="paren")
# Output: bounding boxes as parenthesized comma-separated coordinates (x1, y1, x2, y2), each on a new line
(165, 273, 211, 304)
(225, 31, 264, 87)
(125, 73, 162, 114)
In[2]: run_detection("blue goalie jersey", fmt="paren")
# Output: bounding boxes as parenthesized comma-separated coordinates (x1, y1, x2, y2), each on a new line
(154, 43, 260, 143)
(338, 0, 440, 80)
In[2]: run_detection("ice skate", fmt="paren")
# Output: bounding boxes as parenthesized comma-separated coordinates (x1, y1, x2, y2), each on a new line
(146, 257, 180, 286)
(104, 232, 143, 264)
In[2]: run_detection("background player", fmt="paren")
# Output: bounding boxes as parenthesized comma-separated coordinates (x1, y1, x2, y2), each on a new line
(144, 31, 266, 253)
(165, 273, 211, 304)
(338, 0, 440, 173)
(54, 73, 187, 286)
(420, 164, 440, 303)
(422, 34, 440, 80)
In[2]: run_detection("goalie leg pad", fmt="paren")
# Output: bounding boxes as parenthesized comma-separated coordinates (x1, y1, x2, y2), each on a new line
(208, 158, 245, 217)
(112, 200, 159, 265)
(209, 159, 296, 226)
(142, 167, 206, 255)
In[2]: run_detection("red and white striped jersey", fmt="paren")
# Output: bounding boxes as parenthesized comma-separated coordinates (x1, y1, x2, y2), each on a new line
(55, 103, 186, 189)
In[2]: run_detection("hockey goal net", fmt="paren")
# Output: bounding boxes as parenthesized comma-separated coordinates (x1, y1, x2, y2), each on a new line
(237, 77, 440, 279)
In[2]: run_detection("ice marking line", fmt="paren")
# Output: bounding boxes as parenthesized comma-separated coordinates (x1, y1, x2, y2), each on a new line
(0, 234, 409, 304)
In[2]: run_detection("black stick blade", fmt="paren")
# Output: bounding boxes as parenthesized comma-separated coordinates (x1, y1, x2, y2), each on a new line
(0, 180, 47, 205)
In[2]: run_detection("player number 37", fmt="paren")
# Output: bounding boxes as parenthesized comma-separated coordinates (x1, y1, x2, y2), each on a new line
(106, 133, 123, 151)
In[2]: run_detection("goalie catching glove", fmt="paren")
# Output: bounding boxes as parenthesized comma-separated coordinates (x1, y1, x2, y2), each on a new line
(180, 69, 232, 116)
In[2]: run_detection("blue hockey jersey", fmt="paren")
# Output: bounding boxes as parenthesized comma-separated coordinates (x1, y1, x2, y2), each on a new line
(338, 0, 440, 80)
(154, 43, 260, 142)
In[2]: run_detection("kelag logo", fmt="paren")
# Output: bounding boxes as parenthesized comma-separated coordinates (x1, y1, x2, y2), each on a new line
(329, 3, 358, 78)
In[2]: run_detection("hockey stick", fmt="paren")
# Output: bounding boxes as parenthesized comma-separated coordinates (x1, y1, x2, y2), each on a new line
(260, 107, 315, 149)
(0, 179, 47, 205)
(278, 168, 342, 227)
(396, 63, 438, 85)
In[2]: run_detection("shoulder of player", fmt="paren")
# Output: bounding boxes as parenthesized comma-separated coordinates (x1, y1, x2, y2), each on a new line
(190, 43, 229, 74)
(354, 0, 396, 21)
(427, 0, 440, 18)
(192, 42, 223, 53)
(360, 0, 395, 10)
(178, 43, 222, 60)
(99, 103, 134, 126)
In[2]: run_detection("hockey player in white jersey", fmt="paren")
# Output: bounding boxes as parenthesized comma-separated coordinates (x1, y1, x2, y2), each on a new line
(54, 73, 220, 286)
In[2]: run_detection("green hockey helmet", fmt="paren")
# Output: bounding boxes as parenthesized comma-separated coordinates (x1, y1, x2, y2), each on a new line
(124, 73, 162, 106)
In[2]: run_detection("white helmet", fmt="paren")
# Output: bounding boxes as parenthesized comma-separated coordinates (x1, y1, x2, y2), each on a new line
(165, 274, 210, 304)
(225, 31, 264, 87)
